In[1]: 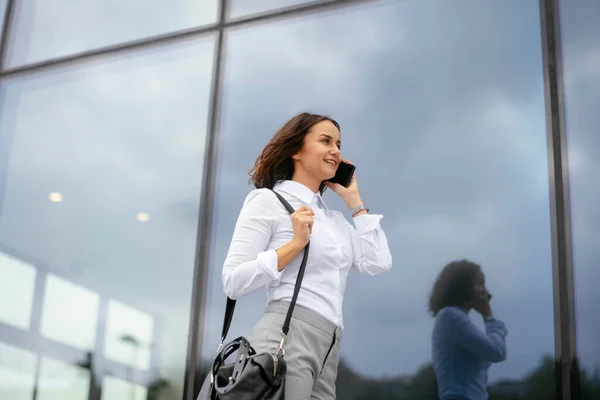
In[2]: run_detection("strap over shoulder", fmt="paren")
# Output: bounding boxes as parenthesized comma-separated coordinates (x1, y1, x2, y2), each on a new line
(218, 189, 310, 353)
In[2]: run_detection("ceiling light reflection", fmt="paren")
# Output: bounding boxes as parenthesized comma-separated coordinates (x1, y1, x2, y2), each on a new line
(48, 192, 63, 203)
(136, 212, 150, 222)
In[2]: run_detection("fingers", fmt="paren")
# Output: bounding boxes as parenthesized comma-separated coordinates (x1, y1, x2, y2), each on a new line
(295, 210, 314, 217)
(296, 216, 314, 227)
(292, 206, 314, 220)
(292, 206, 314, 233)
(295, 205, 313, 213)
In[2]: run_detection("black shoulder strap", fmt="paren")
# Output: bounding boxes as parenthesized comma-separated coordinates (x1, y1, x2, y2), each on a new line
(219, 189, 310, 344)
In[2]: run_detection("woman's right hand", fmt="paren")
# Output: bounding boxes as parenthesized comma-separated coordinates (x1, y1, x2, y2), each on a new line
(275, 205, 314, 272)
(291, 205, 314, 247)
(473, 286, 492, 318)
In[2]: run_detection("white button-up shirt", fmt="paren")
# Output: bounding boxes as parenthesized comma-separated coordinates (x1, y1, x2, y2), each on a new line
(222, 180, 393, 328)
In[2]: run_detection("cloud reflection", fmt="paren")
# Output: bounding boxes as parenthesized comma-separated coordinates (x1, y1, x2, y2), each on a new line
(204, 0, 556, 384)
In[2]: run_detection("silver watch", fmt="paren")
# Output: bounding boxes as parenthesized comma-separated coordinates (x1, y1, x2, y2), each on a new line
(350, 203, 369, 216)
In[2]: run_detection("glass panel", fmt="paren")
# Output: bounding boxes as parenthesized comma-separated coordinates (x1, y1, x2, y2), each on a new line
(0, 0, 7, 42)
(40, 274, 100, 350)
(0, 252, 36, 330)
(559, 0, 600, 398)
(37, 357, 90, 400)
(0, 36, 215, 400)
(5, 0, 218, 68)
(205, 0, 556, 398)
(104, 299, 154, 370)
(229, 0, 313, 19)
(101, 375, 147, 400)
(0, 341, 36, 400)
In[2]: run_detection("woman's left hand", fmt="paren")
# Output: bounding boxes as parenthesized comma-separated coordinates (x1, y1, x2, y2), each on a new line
(325, 160, 363, 210)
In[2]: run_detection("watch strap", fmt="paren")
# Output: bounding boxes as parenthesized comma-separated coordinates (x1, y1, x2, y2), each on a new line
(351, 203, 369, 216)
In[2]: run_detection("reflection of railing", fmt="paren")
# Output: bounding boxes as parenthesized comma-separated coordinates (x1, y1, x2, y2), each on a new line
(119, 333, 157, 400)
(121, 333, 143, 396)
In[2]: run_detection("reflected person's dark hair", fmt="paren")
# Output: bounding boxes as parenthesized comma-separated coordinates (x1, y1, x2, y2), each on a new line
(428, 259, 481, 316)
(249, 112, 340, 195)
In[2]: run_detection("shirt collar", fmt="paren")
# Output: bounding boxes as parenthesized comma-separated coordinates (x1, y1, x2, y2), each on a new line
(273, 180, 329, 210)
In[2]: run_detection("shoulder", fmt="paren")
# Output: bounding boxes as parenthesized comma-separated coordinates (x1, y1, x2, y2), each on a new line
(242, 188, 278, 207)
(237, 189, 283, 229)
(436, 306, 469, 325)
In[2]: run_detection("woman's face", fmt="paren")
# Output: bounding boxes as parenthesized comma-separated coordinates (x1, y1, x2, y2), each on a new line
(473, 270, 490, 299)
(474, 270, 485, 287)
(292, 120, 342, 185)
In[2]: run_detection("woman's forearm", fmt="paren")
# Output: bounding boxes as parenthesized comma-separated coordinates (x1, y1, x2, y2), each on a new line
(276, 239, 306, 271)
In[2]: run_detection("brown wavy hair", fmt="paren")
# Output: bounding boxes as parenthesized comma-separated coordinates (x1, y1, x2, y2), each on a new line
(428, 259, 481, 316)
(249, 112, 340, 194)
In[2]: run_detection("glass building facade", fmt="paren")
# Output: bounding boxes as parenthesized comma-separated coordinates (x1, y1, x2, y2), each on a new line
(0, 0, 596, 399)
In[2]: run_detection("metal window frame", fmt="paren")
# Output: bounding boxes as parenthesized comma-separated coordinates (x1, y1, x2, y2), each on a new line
(539, 0, 578, 399)
(0, 0, 15, 68)
(0, 0, 580, 399)
(183, 0, 229, 397)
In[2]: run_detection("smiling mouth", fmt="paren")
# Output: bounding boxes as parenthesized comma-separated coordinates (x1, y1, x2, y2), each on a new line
(324, 160, 337, 167)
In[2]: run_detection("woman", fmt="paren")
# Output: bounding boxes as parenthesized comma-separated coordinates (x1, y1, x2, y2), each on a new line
(221, 112, 393, 399)
(429, 260, 508, 400)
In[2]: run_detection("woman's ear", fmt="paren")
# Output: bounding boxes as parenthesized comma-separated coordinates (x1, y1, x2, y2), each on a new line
(291, 151, 301, 161)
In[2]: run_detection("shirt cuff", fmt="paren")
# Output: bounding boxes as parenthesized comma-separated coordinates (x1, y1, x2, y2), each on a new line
(485, 319, 508, 336)
(257, 249, 281, 280)
(353, 213, 384, 234)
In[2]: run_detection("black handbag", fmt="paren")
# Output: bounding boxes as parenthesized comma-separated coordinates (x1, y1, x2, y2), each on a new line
(197, 190, 310, 400)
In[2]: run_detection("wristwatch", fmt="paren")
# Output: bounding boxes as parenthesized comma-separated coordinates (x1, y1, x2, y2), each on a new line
(350, 203, 369, 216)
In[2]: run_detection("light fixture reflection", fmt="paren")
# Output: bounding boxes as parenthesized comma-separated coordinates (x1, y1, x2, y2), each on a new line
(136, 212, 150, 222)
(48, 192, 63, 203)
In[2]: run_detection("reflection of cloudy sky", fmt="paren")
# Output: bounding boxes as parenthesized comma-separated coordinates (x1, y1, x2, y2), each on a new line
(0, 36, 215, 397)
(0, 0, 596, 393)
(560, 0, 600, 374)
(204, 0, 557, 382)
(5, 0, 218, 67)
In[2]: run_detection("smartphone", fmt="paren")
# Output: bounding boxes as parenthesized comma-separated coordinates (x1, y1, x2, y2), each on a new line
(327, 161, 356, 188)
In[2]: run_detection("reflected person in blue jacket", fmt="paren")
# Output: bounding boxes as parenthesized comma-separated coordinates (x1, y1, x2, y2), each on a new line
(429, 260, 508, 400)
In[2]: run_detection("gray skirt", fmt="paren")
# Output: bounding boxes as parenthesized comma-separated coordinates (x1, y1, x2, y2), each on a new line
(248, 300, 342, 400)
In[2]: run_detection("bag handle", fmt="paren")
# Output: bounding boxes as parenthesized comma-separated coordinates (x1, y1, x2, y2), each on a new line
(218, 189, 310, 355)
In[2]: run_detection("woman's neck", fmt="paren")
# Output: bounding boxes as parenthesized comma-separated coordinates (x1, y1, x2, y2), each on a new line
(291, 171, 320, 193)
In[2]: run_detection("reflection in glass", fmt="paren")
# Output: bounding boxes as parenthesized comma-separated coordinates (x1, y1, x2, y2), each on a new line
(0, 36, 215, 400)
(101, 375, 147, 400)
(40, 274, 100, 350)
(204, 0, 555, 398)
(37, 357, 90, 400)
(559, 0, 600, 398)
(104, 299, 154, 370)
(0, 342, 36, 400)
(0, 252, 36, 330)
(5, 0, 218, 67)
(429, 261, 507, 398)
(0, 0, 7, 42)
(229, 0, 313, 19)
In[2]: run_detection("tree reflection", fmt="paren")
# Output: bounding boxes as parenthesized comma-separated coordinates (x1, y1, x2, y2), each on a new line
(197, 355, 600, 399)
